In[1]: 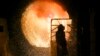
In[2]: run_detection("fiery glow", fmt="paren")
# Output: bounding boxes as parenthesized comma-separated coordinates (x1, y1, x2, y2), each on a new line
(33, 0, 56, 1)
(21, 1, 69, 47)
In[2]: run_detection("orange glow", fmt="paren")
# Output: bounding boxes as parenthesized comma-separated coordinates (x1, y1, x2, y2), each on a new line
(21, 1, 69, 47)
(33, 0, 56, 1)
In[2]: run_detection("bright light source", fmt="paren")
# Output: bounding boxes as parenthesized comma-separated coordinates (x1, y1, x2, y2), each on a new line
(21, 1, 70, 47)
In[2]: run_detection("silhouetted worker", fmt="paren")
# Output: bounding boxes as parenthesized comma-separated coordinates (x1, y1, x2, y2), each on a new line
(56, 24, 68, 56)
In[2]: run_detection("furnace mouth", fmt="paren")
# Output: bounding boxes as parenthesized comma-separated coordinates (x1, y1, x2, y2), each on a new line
(21, 1, 69, 48)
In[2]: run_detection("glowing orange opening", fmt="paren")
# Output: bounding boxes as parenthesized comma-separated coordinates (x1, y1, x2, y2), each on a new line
(21, 1, 70, 47)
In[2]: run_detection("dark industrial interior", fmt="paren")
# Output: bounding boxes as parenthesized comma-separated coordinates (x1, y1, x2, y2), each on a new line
(0, 0, 96, 56)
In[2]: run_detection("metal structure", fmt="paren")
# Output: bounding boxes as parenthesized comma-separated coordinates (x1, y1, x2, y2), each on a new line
(50, 18, 72, 56)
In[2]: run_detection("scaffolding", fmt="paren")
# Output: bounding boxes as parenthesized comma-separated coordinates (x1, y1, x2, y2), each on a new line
(50, 18, 72, 56)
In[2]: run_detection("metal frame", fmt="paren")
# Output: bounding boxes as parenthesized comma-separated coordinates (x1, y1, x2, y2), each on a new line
(50, 18, 72, 56)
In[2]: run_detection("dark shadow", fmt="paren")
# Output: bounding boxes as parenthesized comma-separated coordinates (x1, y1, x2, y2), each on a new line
(56, 24, 68, 56)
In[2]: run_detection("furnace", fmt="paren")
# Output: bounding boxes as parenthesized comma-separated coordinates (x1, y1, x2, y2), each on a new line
(21, 0, 76, 56)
